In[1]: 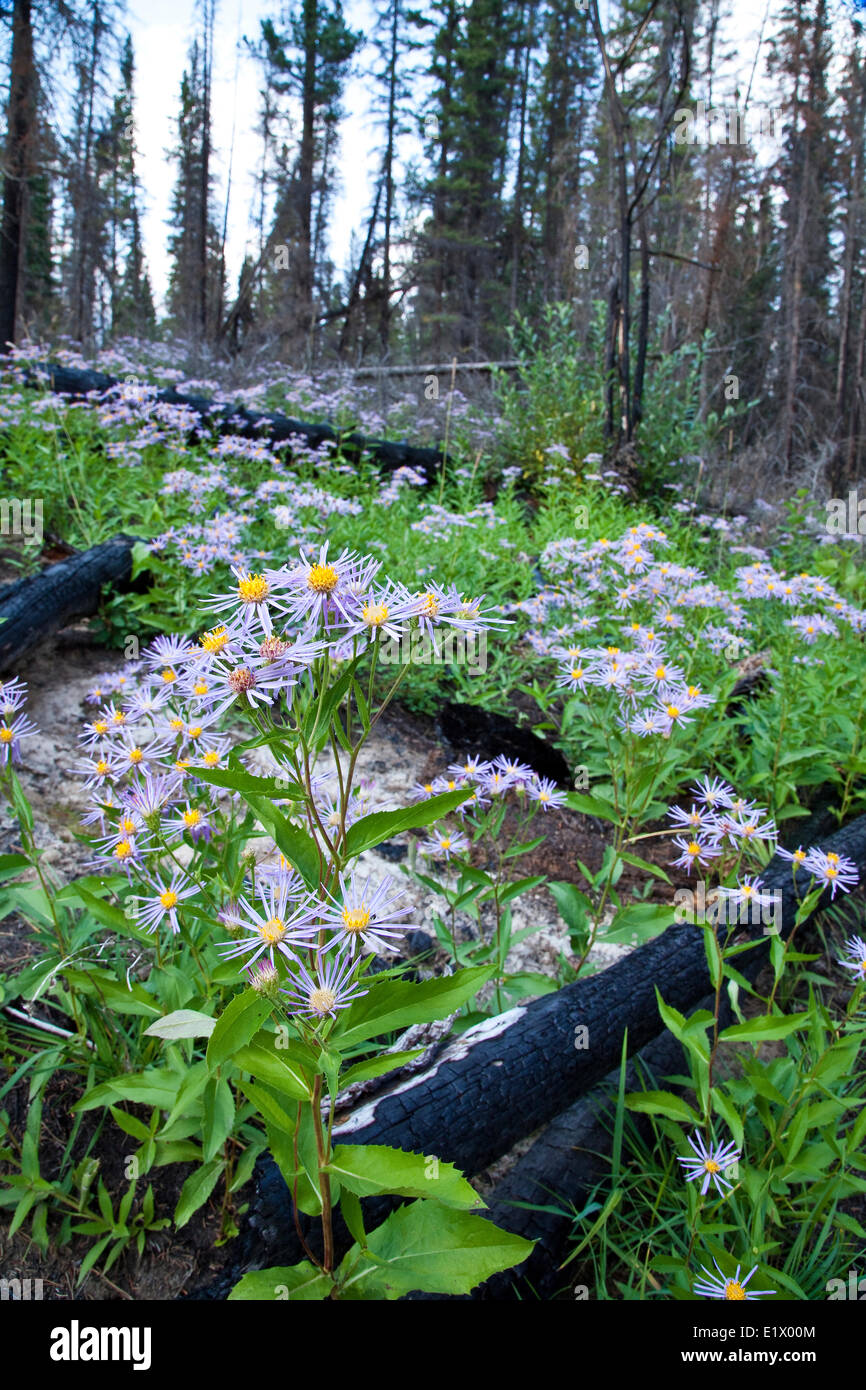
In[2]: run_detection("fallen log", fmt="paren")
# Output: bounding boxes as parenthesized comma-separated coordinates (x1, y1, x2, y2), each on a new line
(18, 362, 450, 480)
(472, 990, 730, 1300)
(0, 533, 145, 673)
(201, 812, 866, 1294)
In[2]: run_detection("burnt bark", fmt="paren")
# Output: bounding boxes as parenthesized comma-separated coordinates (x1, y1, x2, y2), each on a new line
(0, 533, 145, 671)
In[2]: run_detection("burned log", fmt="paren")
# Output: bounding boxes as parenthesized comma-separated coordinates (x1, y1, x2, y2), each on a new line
(0, 533, 145, 672)
(20, 361, 449, 480)
(472, 991, 729, 1300)
(207, 813, 866, 1293)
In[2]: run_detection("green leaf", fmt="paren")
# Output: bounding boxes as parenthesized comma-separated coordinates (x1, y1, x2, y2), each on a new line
(711, 1088, 745, 1150)
(327, 1145, 485, 1209)
(174, 1160, 223, 1228)
(339, 1050, 425, 1090)
(617, 851, 672, 885)
(548, 881, 591, 934)
(242, 795, 320, 887)
(719, 1013, 810, 1043)
(233, 1039, 315, 1101)
(603, 902, 673, 944)
(202, 1077, 235, 1163)
(338, 1201, 533, 1299)
(343, 789, 474, 859)
(206, 990, 274, 1071)
(75, 1068, 182, 1114)
(194, 765, 304, 801)
(109, 1106, 152, 1144)
(333, 965, 493, 1049)
(228, 1262, 333, 1301)
(61, 967, 161, 1018)
(564, 791, 618, 823)
(624, 1091, 700, 1124)
(144, 1008, 216, 1041)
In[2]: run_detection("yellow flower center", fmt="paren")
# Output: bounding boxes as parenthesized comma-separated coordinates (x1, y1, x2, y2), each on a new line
(114, 839, 133, 859)
(201, 625, 229, 653)
(119, 816, 136, 833)
(571, 667, 584, 680)
(187, 725, 202, 739)
(704, 1159, 721, 1173)
(160, 890, 178, 910)
(687, 841, 701, 857)
(309, 987, 336, 1014)
(667, 705, 680, 718)
(363, 602, 389, 627)
(96, 759, 109, 775)
(112, 711, 126, 724)
(260, 916, 285, 943)
(0, 728, 12, 744)
(193, 681, 208, 695)
(724, 1281, 746, 1301)
(161, 668, 177, 683)
(421, 592, 439, 617)
(203, 751, 220, 766)
(238, 573, 269, 604)
(92, 720, 109, 735)
(128, 748, 143, 764)
(655, 666, 667, 679)
(307, 563, 339, 593)
(342, 906, 371, 934)
(183, 809, 201, 827)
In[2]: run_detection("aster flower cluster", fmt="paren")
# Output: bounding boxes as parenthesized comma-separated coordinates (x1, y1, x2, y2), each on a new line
(0, 677, 38, 766)
(70, 541, 506, 1019)
(666, 776, 778, 877)
(666, 774, 860, 904)
(411, 752, 568, 842)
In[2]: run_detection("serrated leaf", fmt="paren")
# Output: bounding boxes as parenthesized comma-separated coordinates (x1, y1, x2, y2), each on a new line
(333, 965, 492, 1049)
(337, 1201, 533, 1299)
(228, 1261, 333, 1301)
(174, 1160, 223, 1228)
(327, 1145, 485, 1209)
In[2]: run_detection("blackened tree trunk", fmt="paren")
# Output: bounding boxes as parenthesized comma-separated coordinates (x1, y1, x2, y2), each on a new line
(0, 0, 36, 351)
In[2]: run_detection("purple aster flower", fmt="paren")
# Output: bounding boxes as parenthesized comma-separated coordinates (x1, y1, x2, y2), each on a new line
(677, 1130, 741, 1197)
(803, 848, 859, 899)
(320, 871, 415, 956)
(218, 878, 318, 969)
(420, 828, 469, 860)
(693, 1256, 775, 1301)
(670, 834, 722, 874)
(281, 949, 369, 1020)
(839, 934, 866, 981)
(526, 777, 567, 810)
(690, 775, 735, 809)
(0, 710, 38, 765)
(132, 870, 198, 935)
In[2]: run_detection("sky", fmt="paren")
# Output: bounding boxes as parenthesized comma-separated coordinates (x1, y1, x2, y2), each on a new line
(123, 0, 853, 313)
